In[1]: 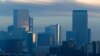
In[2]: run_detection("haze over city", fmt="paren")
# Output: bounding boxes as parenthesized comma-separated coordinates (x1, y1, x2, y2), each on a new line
(0, 0, 100, 41)
(1, 0, 100, 56)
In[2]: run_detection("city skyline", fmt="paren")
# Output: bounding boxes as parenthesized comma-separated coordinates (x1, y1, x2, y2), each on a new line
(1, 0, 100, 56)
(0, 8, 100, 56)
(0, 9, 99, 41)
(0, 0, 100, 41)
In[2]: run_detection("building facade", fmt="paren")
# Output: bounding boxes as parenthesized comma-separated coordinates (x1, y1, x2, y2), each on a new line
(72, 10, 89, 46)
(45, 24, 61, 46)
(13, 9, 30, 31)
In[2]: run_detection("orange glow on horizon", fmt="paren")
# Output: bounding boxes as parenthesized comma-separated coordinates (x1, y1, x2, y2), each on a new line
(76, 0, 100, 6)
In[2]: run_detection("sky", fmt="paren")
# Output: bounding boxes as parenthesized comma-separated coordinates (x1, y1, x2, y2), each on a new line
(0, 0, 100, 41)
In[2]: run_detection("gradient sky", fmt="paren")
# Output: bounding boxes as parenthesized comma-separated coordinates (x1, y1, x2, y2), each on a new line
(0, 0, 100, 41)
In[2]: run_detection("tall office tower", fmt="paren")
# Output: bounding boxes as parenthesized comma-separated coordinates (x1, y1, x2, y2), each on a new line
(29, 17, 33, 32)
(45, 24, 61, 46)
(37, 33, 51, 46)
(13, 9, 30, 31)
(36, 33, 51, 56)
(72, 10, 89, 46)
(88, 29, 91, 44)
(26, 32, 34, 53)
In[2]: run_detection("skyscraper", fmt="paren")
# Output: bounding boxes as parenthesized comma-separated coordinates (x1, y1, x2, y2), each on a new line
(26, 32, 34, 53)
(13, 9, 30, 31)
(36, 33, 51, 56)
(72, 10, 89, 46)
(29, 17, 33, 32)
(45, 24, 61, 46)
(37, 33, 51, 46)
(88, 29, 91, 44)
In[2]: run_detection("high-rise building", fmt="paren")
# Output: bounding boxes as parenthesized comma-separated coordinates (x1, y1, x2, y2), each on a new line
(37, 33, 51, 46)
(13, 9, 30, 31)
(26, 32, 34, 53)
(62, 40, 76, 56)
(83, 43, 93, 55)
(5, 39, 27, 53)
(95, 41, 100, 54)
(29, 17, 33, 32)
(45, 24, 61, 46)
(66, 31, 74, 41)
(88, 29, 91, 44)
(72, 10, 89, 46)
(11, 27, 27, 39)
(36, 33, 51, 56)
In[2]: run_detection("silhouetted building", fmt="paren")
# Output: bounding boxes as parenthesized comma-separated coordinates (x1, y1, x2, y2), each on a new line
(94, 41, 100, 54)
(4, 39, 28, 54)
(92, 41, 96, 56)
(88, 29, 91, 44)
(62, 40, 77, 55)
(72, 10, 89, 46)
(29, 17, 33, 32)
(37, 33, 51, 46)
(11, 27, 27, 39)
(83, 43, 93, 56)
(1, 39, 33, 56)
(83, 41, 100, 56)
(26, 32, 34, 53)
(45, 24, 61, 47)
(36, 33, 51, 56)
(50, 40, 79, 56)
(50, 46, 62, 56)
